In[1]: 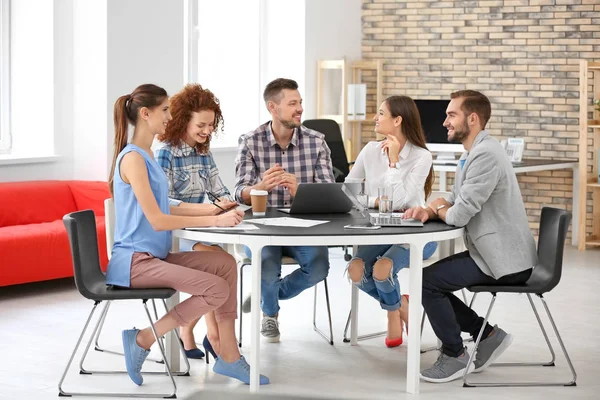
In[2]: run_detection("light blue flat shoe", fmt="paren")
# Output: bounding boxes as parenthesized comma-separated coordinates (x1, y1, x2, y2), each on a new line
(213, 355, 270, 385)
(122, 328, 150, 386)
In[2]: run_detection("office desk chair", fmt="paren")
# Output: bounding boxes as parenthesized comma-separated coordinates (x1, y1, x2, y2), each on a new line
(233, 245, 334, 346)
(91, 198, 167, 365)
(463, 207, 576, 387)
(303, 118, 353, 261)
(59, 210, 189, 398)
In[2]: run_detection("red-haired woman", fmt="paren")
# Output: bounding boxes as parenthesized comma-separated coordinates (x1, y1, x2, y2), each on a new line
(154, 84, 236, 362)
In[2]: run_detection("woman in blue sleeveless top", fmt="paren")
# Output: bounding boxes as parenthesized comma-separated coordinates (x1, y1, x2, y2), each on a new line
(107, 84, 268, 386)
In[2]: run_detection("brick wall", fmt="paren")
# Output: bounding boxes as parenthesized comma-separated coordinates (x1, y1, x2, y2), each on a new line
(360, 0, 600, 240)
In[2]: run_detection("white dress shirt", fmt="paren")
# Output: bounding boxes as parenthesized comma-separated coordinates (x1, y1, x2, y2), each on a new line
(346, 140, 433, 210)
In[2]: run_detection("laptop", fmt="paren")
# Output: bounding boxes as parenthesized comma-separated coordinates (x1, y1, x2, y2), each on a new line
(278, 183, 353, 214)
(341, 184, 423, 227)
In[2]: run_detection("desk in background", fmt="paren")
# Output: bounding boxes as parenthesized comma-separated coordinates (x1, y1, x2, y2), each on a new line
(434, 158, 579, 246)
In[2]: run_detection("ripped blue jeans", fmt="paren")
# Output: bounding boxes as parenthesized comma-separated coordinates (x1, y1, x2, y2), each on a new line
(351, 242, 438, 311)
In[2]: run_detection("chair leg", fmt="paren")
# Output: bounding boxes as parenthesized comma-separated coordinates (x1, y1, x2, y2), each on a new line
(488, 294, 556, 368)
(463, 294, 578, 387)
(343, 246, 352, 262)
(469, 292, 478, 309)
(313, 278, 334, 345)
(463, 294, 497, 387)
(92, 300, 111, 353)
(539, 295, 577, 386)
(342, 309, 387, 343)
(88, 300, 166, 366)
(238, 262, 247, 348)
(461, 288, 469, 304)
(77, 300, 190, 377)
(59, 300, 180, 398)
(59, 301, 101, 396)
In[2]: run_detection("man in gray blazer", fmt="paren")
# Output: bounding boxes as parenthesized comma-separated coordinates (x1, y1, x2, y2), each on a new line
(404, 90, 537, 383)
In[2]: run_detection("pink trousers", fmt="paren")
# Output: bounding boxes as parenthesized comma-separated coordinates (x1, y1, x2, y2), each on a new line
(130, 251, 237, 326)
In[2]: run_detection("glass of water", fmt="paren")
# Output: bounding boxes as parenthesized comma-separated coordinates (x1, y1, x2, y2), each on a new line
(378, 187, 393, 219)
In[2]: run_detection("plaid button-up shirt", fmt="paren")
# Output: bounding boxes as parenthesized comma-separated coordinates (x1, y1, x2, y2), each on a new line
(155, 141, 230, 204)
(234, 122, 335, 208)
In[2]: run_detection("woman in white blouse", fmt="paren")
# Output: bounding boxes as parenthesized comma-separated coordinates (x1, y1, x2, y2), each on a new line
(345, 95, 437, 348)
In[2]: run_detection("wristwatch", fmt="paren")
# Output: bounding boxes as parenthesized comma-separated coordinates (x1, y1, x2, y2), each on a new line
(389, 161, 401, 169)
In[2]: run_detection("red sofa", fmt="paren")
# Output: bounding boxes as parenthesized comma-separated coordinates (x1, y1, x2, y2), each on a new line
(0, 180, 110, 287)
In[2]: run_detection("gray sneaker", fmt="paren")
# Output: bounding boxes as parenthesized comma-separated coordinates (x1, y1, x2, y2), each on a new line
(261, 315, 280, 343)
(473, 325, 513, 373)
(420, 348, 474, 383)
(241, 293, 252, 314)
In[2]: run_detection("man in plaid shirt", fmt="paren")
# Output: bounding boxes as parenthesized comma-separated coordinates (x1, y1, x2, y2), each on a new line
(234, 78, 335, 342)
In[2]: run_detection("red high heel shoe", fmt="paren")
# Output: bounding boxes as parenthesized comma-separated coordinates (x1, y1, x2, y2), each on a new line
(385, 295, 409, 348)
(385, 335, 403, 348)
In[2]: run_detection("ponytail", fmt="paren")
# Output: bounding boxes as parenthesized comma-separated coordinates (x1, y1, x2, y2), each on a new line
(109, 95, 131, 196)
(108, 84, 168, 196)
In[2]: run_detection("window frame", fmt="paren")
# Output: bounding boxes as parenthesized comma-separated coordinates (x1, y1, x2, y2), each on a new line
(0, 0, 11, 153)
(184, 0, 267, 150)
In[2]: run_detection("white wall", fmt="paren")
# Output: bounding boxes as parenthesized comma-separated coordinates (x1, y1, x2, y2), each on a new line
(107, 0, 185, 177)
(303, 0, 362, 120)
(72, 0, 107, 181)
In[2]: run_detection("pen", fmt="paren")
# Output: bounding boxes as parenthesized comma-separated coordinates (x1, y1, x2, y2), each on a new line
(212, 201, 226, 213)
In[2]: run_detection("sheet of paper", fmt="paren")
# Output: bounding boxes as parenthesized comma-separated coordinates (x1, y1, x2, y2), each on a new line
(245, 217, 329, 228)
(186, 222, 259, 231)
(236, 204, 252, 212)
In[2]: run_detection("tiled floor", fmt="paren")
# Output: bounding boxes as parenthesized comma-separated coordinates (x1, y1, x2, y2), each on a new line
(1, 246, 598, 400)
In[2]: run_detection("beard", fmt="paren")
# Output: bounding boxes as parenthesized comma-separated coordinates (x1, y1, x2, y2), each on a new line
(276, 109, 301, 129)
(448, 120, 470, 143)
(280, 118, 300, 129)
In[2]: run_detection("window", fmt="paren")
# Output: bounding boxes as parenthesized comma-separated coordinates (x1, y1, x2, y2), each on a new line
(0, 0, 11, 153)
(186, 0, 305, 149)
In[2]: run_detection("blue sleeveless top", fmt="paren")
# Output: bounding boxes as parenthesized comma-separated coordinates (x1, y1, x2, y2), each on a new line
(106, 144, 172, 287)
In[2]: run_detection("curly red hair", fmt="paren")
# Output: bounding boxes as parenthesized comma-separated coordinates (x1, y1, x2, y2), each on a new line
(159, 84, 224, 154)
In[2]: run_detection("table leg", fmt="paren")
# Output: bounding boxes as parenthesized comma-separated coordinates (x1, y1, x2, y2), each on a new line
(249, 243, 264, 392)
(166, 236, 181, 372)
(407, 241, 425, 394)
(572, 165, 579, 247)
(350, 284, 359, 346)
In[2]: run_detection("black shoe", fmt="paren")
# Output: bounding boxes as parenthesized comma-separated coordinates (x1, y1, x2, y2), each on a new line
(180, 338, 204, 359)
(203, 335, 218, 365)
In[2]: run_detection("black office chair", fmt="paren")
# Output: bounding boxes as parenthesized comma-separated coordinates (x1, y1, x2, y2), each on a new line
(463, 207, 577, 387)
(303, 119, 353, 182)
(303, 119, 354, 261)
(59, 210, 190, 398)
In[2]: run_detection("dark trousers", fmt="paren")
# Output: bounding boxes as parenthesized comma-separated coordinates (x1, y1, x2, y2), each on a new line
(422, 251, 532, 357)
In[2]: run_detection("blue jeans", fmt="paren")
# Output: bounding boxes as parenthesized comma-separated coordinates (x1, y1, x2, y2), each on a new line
(352, 242, 438, 311)
(245, 246, 330, 317)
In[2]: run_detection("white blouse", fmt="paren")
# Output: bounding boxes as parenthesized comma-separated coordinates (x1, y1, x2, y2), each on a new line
(346, 140, 433, 210)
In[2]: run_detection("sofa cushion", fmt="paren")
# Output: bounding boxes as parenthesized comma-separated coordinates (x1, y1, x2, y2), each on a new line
(0, 217, 109, 287)
(68, 181, 110, 216)
(0, 181, 78, 227)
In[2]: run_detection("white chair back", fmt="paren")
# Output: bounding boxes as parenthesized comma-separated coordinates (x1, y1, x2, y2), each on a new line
(104, 198, 115, 260)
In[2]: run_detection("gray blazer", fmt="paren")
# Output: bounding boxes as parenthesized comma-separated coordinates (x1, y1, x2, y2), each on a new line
(446, 131, 537, 279)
